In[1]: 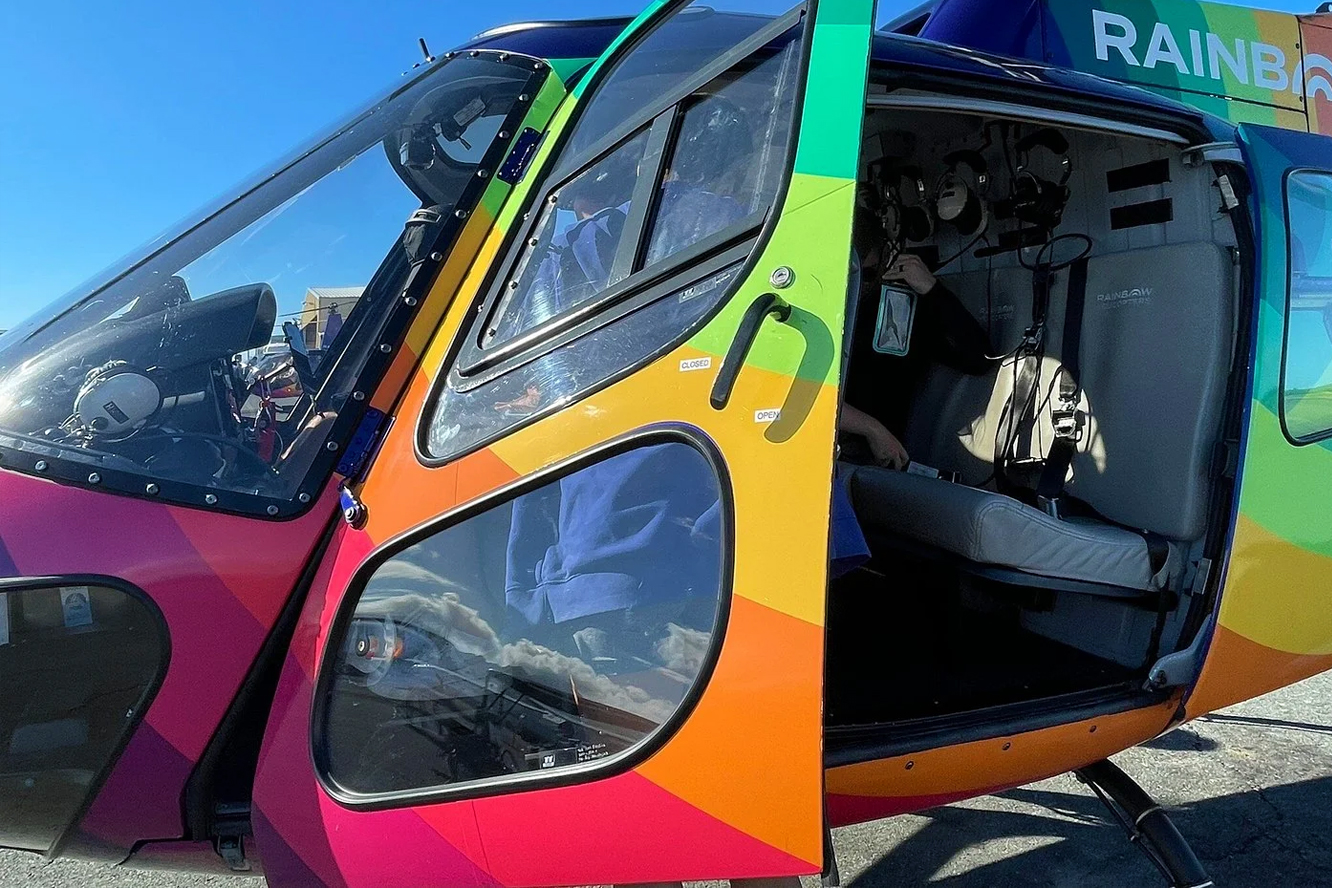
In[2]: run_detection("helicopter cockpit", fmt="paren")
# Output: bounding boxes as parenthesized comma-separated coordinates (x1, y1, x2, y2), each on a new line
(0, 52, 544, 515)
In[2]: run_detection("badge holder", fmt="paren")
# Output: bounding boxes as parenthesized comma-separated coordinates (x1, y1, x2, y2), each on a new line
(873, 284, 917, 356)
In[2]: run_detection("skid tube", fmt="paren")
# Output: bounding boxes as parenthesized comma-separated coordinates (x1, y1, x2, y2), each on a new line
(1075, 759, 1213, 888)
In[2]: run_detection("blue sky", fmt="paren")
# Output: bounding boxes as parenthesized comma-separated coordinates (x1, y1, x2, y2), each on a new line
(0, 0, 1317, 330)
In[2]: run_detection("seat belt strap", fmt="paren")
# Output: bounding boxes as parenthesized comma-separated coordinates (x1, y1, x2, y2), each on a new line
(1036, 256, 1089, 515)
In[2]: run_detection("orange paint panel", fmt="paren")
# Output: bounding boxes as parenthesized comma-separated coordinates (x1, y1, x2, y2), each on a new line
(825, 696, 1179, 804)
(453, 447, 521, 505)
(1187, 624, 1332, 718)
(637, 595, 826, 867)
(1302, 16, 1332, 136)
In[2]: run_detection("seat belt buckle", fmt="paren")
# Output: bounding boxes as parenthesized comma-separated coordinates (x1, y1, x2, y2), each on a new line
(1051, 408, 1084, 445)
(1037, 494, 1062, 519)
(1020, 323, 1044, 353)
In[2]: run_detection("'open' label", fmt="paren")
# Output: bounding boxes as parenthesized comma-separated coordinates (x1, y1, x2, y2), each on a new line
(754, 408, 781, 424)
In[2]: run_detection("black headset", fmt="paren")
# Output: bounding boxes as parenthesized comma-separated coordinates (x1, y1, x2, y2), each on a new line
(1005, 128, 1073, 229)
(935, 150, 990, 239)
(883, 166, 936, 244)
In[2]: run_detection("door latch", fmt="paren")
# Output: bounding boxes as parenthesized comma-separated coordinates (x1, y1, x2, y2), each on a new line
(340, 487, 368, 529)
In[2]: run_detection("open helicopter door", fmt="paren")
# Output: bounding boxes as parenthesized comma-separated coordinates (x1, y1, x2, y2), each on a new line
(1186, 125, 1332, 718)
(252, 0, 877, 885)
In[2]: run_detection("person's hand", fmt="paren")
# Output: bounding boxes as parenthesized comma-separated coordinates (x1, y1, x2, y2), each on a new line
(883, 254, 937, 295)
(867, 425, 910, 470)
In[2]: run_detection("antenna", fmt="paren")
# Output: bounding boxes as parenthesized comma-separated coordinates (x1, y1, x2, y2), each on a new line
(418, 38, 435, 65)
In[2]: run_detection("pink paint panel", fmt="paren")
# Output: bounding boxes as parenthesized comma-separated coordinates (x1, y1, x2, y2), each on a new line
(472, 771, 815, 886)
(318, 799, 495, 888)
(0, 468, 337, 855)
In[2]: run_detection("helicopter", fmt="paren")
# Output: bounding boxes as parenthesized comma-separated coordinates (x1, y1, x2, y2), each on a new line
(0, 0, 1329, 886)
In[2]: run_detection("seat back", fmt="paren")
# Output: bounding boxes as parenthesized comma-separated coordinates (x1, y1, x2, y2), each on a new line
(1066, 241, 1234, 539)
(905, 242, 1233, 542)
(904, 266, 1067, 485)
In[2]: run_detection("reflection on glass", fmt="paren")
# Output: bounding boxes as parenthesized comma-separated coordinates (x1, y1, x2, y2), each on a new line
(0, 55, 536, 503)
(485, 131, 652, 348)
(431, 264, 742, 461)
(320, 442, 725, 796)
(1283, 171, 1332, 440)
(643, 32, 799, 266)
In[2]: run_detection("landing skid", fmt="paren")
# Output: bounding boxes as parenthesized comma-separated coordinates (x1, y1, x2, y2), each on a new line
(1075, 759, 1213, 888)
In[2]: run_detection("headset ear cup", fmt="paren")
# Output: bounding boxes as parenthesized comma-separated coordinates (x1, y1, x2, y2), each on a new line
(901, 205, 934, 242)
(936, 173, 986, 238)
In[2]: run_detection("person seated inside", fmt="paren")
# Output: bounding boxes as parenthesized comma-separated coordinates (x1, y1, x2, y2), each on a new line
(841, 225, 992, 472)
(830, 222, 993, 575)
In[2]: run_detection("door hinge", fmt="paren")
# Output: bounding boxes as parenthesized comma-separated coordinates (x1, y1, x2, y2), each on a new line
(340, 486, 368, 529)
(336, 407, 388, 480)
(1184, 141, 1242, 168)
(497, 127, 543, 184)
(1213, 437, 1241, 480)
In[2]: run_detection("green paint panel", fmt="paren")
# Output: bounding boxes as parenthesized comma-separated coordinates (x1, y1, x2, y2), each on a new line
(1238, 403, 1332, 557)
(792, 0, 874, 181)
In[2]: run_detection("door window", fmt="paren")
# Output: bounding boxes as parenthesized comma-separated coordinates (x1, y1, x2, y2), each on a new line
(316, 438, 727, 801)
(1281, 170, 1332, 442)
(425, 15, 804, 463)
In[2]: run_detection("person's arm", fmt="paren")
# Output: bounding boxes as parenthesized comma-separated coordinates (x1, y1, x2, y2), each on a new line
(841, 403, 909, 470)
(883, 254, 991, 374)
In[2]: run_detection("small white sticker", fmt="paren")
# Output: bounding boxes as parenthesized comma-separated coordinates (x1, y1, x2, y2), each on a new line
(754, 408, 782, 424)
(0, 593, 9, 646)
(679, 357, 713, 373)
(60, 586, 93, 629)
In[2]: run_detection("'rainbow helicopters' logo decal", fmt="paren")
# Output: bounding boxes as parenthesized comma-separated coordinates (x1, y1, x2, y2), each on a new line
(1092, 9, 1331, 102)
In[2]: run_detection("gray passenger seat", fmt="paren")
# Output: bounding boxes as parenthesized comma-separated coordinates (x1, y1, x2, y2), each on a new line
(849, 241, 1234, 592)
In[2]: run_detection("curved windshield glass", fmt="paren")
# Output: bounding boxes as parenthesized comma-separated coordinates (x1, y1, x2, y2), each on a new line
(0, 53, 543, 513)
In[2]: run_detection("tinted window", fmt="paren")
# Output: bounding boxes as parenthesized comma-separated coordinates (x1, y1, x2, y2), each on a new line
(485, 131, 652, 347)
(643, 51, 798, 265)
(563, 2, 796, 162)
(318, 441, 726, 798)
(0, 54, 541, 513)
(1282, 171, 1332, 442)
(0, 582, 165, 853)
(431, 262, 744, 458)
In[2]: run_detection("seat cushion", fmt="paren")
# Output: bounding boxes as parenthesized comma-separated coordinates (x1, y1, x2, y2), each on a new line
(848, 467, 1170, 591)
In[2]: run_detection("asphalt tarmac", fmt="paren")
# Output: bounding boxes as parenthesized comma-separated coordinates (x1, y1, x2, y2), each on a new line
(3, 670, 1329, 887)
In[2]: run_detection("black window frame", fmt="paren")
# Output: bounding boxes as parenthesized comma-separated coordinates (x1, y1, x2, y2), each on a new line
(453, 6, 807, 386)
(1278, 166, 1332, 447)
(312, 424, 734, 808)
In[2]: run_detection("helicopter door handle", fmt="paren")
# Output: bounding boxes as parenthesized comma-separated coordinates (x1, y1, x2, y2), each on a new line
(710, 292, 792, 410)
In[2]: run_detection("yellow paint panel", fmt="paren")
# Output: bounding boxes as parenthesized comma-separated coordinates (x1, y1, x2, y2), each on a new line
(1216, 513, 1332, 656)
